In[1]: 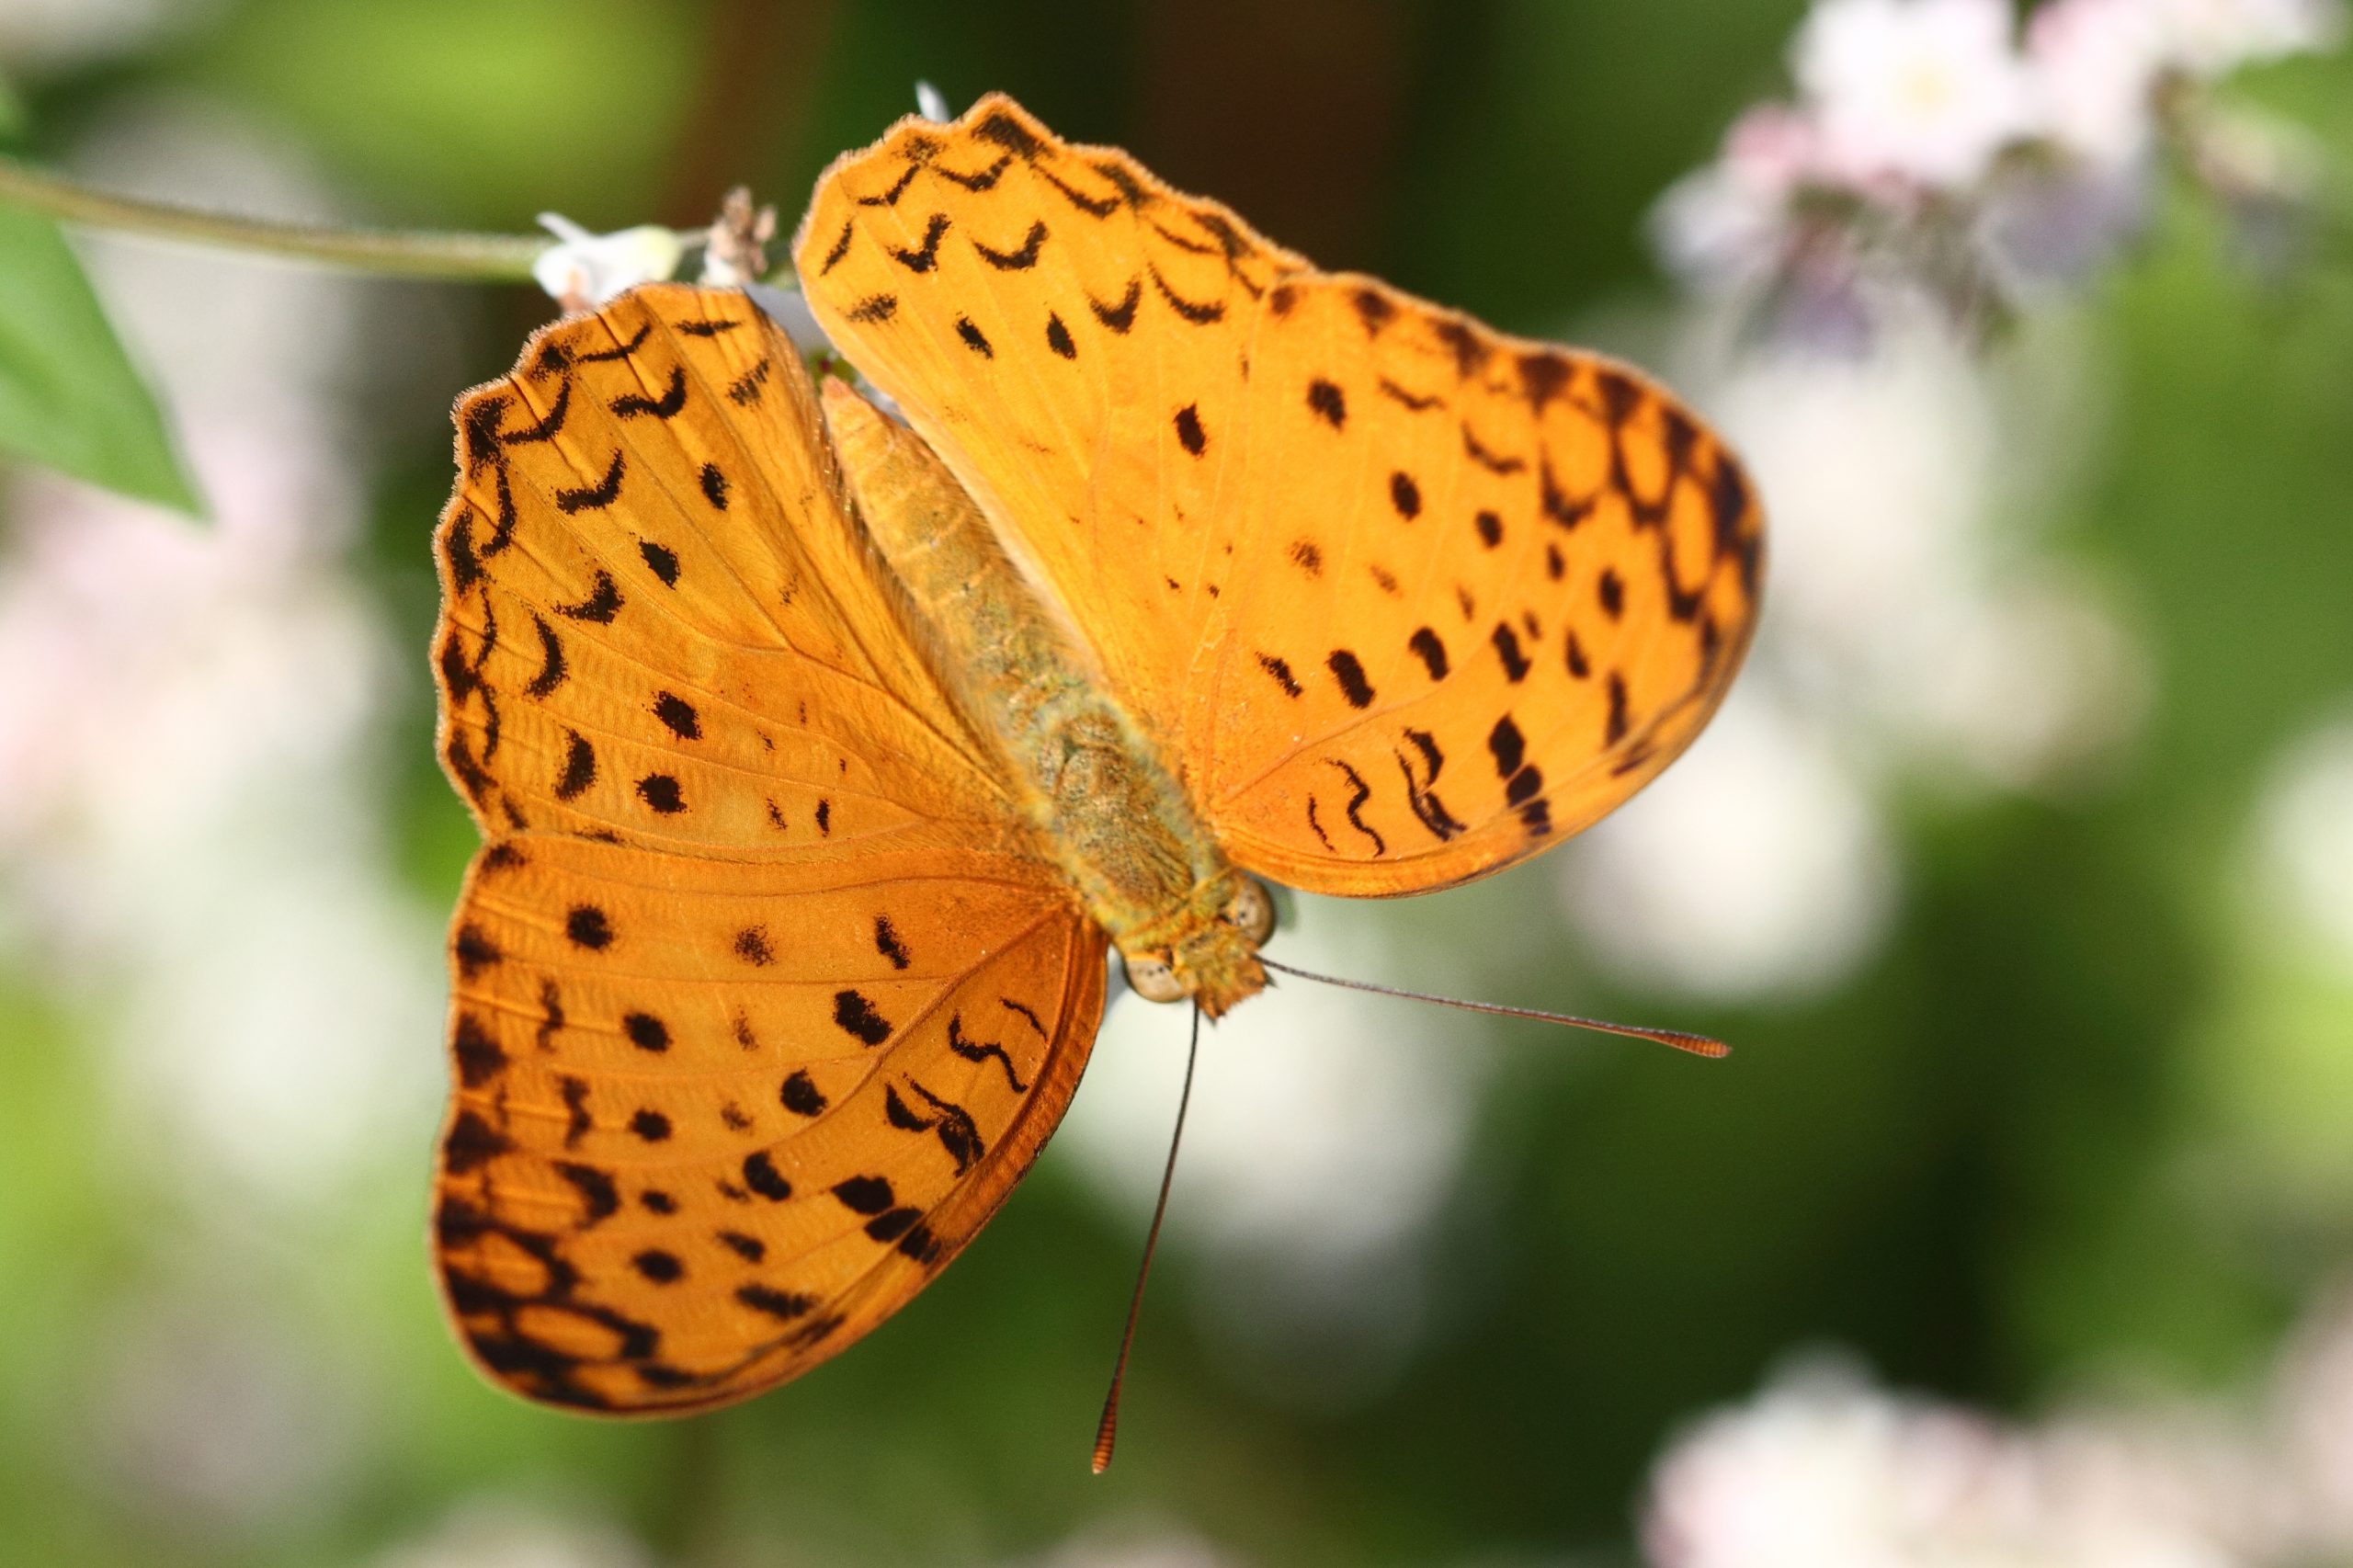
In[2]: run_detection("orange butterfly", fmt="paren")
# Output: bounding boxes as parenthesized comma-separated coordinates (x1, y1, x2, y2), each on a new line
(428, 94, 1761, 1420)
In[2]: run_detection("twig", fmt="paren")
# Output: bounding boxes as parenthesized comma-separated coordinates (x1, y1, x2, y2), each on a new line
(0, 156, 648, 281)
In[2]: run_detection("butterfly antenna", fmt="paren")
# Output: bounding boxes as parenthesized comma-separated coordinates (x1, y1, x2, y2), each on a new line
(1257, 957, 1730, 1059)
(1091, 999, 1202, 1474)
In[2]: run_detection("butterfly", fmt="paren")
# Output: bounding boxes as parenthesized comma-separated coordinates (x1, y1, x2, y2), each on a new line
(427, 93, 1762, 1417)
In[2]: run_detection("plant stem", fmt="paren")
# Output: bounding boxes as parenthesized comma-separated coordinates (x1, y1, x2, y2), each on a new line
(0, 156, 608, 281)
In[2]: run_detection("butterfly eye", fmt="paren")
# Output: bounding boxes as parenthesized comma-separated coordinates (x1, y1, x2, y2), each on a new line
(1222, 877, 1275, 946)
(1121, 951, 1187, 1004)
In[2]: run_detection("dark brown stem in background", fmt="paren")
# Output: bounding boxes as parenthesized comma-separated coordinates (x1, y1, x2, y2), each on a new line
(661, 0, 840, 231)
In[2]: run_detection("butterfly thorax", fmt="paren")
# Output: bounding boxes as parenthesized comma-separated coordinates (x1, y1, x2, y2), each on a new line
(822, 379, 1267, 1017)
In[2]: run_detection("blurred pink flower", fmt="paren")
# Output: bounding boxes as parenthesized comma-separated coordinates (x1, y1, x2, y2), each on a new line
(1794, 0, 2040, 189)
(2029, 0, 2173, 167)
(2155, 0, 2345, 74)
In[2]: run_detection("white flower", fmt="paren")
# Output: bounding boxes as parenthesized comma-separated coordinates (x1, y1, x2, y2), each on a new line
(2154, 0, 2345, 75)
(1795, 0, 2040, 188)
(2250, 715, 2353, 974)
(1644, 1366, 2253, 1568)
(2029, 0, 2172, 167)
(530, 213, 682, 310)
(1557, 687, 1898, 1002)
(1652, 103, 1826, 285)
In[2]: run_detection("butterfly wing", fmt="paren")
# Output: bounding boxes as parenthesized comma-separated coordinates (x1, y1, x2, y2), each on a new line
(793, 97, 1312, 750)
(794, 96, 1762, 899)
(432, 284, 1106, 1413)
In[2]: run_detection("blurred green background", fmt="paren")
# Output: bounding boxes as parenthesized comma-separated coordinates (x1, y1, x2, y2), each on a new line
(1, 1, 2350, 1564)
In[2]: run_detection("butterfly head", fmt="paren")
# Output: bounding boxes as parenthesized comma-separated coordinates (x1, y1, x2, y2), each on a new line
(1119, 874, 1276, 1019)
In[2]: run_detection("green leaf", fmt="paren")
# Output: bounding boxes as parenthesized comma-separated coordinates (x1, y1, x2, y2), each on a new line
(0, 200, 201, 517)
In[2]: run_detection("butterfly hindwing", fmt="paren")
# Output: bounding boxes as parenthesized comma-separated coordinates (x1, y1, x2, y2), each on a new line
(1188, 276, 1761, 894)
(438, 835, 1104, 1413)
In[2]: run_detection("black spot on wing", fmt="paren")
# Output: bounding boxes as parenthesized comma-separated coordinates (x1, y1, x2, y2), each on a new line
(726, 358, 772, 406)
(639, 541, 680, 585)
(1174, 403, 1207, 456)
(555, 450, 624, 514)
(973, 219, 1047, 269)
(742, 1151, 792, 1200)
(630, 1108, 671, 1142)
(1492, 622, 1531, 683)
(1326, 649, 1375, 709)
(1149, 264, 1223, 324)
(831, 1174, 894, 1214)
(972, 108, 1046, 159)
(652, 691, 699, 740)
(888, 212, 950, 272)
(934, 152, 1013, 190)
(525, 614, 567, 699)
(573, 322, 652, 363)
(780, 1070, 826, 1117)
(1461, 422, 1525, 474)
(610, 365, 686, 419)
(1307, 378, 1347, 428)
(500, 378, 572, 445)
(733, 926, 772, 966)
(551, 1161, 617, 1224)
(1390, 472, 1422, 519)
(1089, 278, 1142, 333)
(444, 1108, 508, 1175)
(1397, 732, 1466, 843)
(1408, 627, 1449, 680)
(1489, 714, 1527, 778)
(737, 1282, 818, 1321)
(554, 732, 597, 801)
(856, 163, 920, 208)
(636, 774, 685, 813)
(818, 217, 854, 274)
(699, 463, 729, 509)
(1327, 758, 1386, 856)
(847, 294, 898, 324)
(955, 316, 994, 358)
(833, 989, 892, 1046)
(632, 1249, 683, 1283)
(873, 915, 911, 971)
(565, 904, 613, 950)
(1257, 653, 1302, 698)
(949, 1015, 1029, 1094)
(1040, 164, 1120, 217)
(554, 571, 621, 623)
(1475, 510, 1503, 549)
(622, 1012, 670, 1052)
(452, 1013, 506, 1086)
(1378, 378, 1443, 413)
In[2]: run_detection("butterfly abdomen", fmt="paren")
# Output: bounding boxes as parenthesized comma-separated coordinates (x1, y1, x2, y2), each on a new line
(819, 378, 1266, 1014)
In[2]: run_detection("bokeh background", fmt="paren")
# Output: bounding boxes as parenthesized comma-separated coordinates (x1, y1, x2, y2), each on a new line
(2, 1, 2351, 1564)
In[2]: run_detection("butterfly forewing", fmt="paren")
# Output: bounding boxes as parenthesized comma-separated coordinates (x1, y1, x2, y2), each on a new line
(794, 95, 1762, 899)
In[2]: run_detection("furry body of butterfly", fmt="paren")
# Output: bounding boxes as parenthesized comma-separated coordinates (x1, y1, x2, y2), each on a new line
(819, 379, 1266, 1015)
